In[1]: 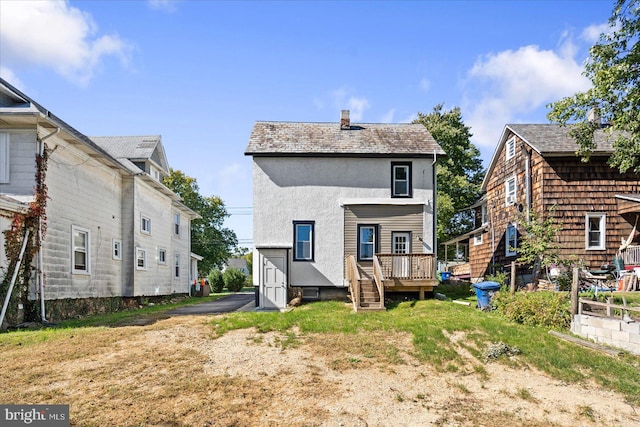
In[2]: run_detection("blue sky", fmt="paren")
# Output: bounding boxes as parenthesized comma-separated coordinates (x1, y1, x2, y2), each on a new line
(0, 0, 613, 249)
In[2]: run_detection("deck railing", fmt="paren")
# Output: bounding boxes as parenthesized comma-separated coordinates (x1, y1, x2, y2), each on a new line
(372, 255, 385, 307)
(375, 253, 436, 280)
(345, 255, 360, 311)
(621, 245, 640, 266)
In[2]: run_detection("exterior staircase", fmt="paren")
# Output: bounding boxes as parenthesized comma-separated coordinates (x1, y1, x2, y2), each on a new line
(355, 279, 385, 311)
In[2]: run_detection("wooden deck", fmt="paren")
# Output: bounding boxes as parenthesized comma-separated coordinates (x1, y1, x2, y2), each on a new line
(346, 253, 437, 312)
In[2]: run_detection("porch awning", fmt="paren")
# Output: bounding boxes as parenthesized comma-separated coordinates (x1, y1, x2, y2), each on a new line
(442, 224, 488, 246)
(616, 194, 640, 215)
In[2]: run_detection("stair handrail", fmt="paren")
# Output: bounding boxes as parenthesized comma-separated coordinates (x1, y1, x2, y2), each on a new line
(346, 255, 360, 311)
(373, 255, 385, 309)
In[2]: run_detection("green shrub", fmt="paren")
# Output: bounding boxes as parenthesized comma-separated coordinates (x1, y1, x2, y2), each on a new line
(485, 270, 509, 287)
(493, 290, 571, 329)
(208, 269, 225, 293)
(223, 268, 246, 292)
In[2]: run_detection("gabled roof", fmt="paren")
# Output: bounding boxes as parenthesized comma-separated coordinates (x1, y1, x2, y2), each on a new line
(482, 123, 620, 191)
(245, 121, 445, 157)
(90, 135, 169, 173)
(226, 258, 248, 270)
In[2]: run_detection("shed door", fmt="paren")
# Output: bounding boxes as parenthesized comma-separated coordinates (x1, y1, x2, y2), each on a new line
(261, 251, 287, 309)
(392, 232, 411, 278)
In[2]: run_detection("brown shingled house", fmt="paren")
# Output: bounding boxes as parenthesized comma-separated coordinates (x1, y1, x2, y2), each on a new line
(445, 123, 640, 284)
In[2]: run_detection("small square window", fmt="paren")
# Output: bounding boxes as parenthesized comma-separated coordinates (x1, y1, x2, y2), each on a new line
(113, 239, 122, 260)
(141, 215, 151, 234)
(474, 233, 483, 246)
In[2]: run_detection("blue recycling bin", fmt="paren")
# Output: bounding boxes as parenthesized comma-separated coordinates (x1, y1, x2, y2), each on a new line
(440, 271, 452, 281)
(473, 281, 501, 309)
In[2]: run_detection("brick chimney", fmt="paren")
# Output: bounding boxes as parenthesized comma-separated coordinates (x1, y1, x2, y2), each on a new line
(340, 110, 350, 130)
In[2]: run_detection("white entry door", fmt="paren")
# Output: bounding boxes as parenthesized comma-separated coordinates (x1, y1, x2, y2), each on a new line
(392, 232, 411, 278)
(261, 250, 287, 309)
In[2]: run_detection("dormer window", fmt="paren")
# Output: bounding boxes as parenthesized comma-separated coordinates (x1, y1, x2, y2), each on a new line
(506, 136, 516, 160)
(150, 165, 161, 181)
(391, 162, 412, 198)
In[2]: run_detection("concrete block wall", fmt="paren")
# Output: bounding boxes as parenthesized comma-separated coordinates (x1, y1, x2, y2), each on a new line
(571, 314, 640, 355)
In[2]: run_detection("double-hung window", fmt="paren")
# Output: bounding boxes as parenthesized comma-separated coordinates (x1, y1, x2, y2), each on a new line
(141, 215, 151, 234)
(136, 248, 146, 270)
(293, 221, 314, 261)
(158, 247, 167, 265)
(174, 213, 180, 236)
(358, 224, 379, 261)
(72, 226, 90, 274)
(506, 223, 517, 256)
(391, 162, 412, 197)
(505, 176, 516, 206)
(586, 213, 606, 250)
(174, 253, 181, 278)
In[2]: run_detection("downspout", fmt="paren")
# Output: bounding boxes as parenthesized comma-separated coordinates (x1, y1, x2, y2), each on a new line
(0, 230, 30, 329)
(525, 148, 532, 223)
(432, 149, 438, 269)
(36, 127, 59, 322)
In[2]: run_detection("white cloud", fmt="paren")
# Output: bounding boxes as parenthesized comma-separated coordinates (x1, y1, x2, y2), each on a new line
(582, 22, 611, 43)
(380, 109, 396, 123)
(148, 0, 180, 13)
(420, 78, 431, 92)
(319, 87, 371, 121)
(462, 36, 591, 150)
(0, 0, 132, 85)
(346, 97, 370, 121)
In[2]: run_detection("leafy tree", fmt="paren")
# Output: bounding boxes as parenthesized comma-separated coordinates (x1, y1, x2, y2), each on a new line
(516, 206, 562, 284)
(164, 169, 238, 275)
(223, 268, 246, 292)
(547, 0, 640, 173)
(414, 105, 484, 257)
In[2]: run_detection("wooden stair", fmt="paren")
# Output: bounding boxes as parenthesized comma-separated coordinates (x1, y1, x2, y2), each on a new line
(357, 280, 385, 311)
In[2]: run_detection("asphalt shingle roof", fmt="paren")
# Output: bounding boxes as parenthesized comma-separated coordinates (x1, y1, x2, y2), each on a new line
(91, 135, 162, 160)
(245, 121, 445, 156)
(508, 124, 619, 155)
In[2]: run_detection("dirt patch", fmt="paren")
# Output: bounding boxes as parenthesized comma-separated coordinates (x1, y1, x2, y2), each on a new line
(1, 315, 638, 426)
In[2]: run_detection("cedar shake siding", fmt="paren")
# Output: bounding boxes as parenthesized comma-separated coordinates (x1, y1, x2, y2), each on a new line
(469, 124, 640, 281)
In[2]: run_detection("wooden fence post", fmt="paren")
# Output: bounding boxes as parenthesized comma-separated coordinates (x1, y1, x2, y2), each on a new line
(510, 261, 516, 294)
(571, 267, 579, 315)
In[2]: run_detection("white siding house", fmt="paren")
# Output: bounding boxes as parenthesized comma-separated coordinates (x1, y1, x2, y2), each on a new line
(245, 111, 445, 310)
(0, 78, 199, 324)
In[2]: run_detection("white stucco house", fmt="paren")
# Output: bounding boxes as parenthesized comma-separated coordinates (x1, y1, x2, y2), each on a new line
(0, 78, 199, 324)
(245, 111, 445, 311)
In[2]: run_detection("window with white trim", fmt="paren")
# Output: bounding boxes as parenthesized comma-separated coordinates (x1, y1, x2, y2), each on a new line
(481, 204, 487, 225)
(112, 239, 122, 260)
(506, 223, 517, 256)
(586, 213, 606, 250)
(136, 248, 146, 270)
(173, 213, 180, 236)
(505, 176, 516, 206)
(72, 226, 90, 274)
(174, 253, 181, 278)
(141, 215, 151, 234)
(391, 162, 412, 197)
(158, 247, 167, 265)
(0, 133, 9, 183)
(506, 136, 516, 160)
(150, 165, 161, 181)
(358, 224, 378, 261)
(473, 232, 483, 246)
(293, 221, 314, 261)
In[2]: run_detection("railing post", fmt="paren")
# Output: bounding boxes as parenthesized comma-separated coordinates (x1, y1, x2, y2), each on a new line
(571, 267, 579, 315)
(510, 261, 516, 294)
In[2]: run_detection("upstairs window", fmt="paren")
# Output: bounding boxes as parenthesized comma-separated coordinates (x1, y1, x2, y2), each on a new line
(174, 213, 180, 236)
(480, 204, 488, 225)
(506, 223, 517, 257)
(72, 226, 90, 274)
(505, 176, 516, 206)
(136, 248, 146, 270)
(293, 221, 314, 261)
(391, 162, 412, 197)
(358, 224, 379, 261)
(586, 213, 606, 250)
(112, 239, 122, 260)
(506, 136, 516, 160)
(0, 133, 9, 183)
(141, 215, 151, 234)
(174, 253, 181, 278)
(158, 247, 167, 265)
